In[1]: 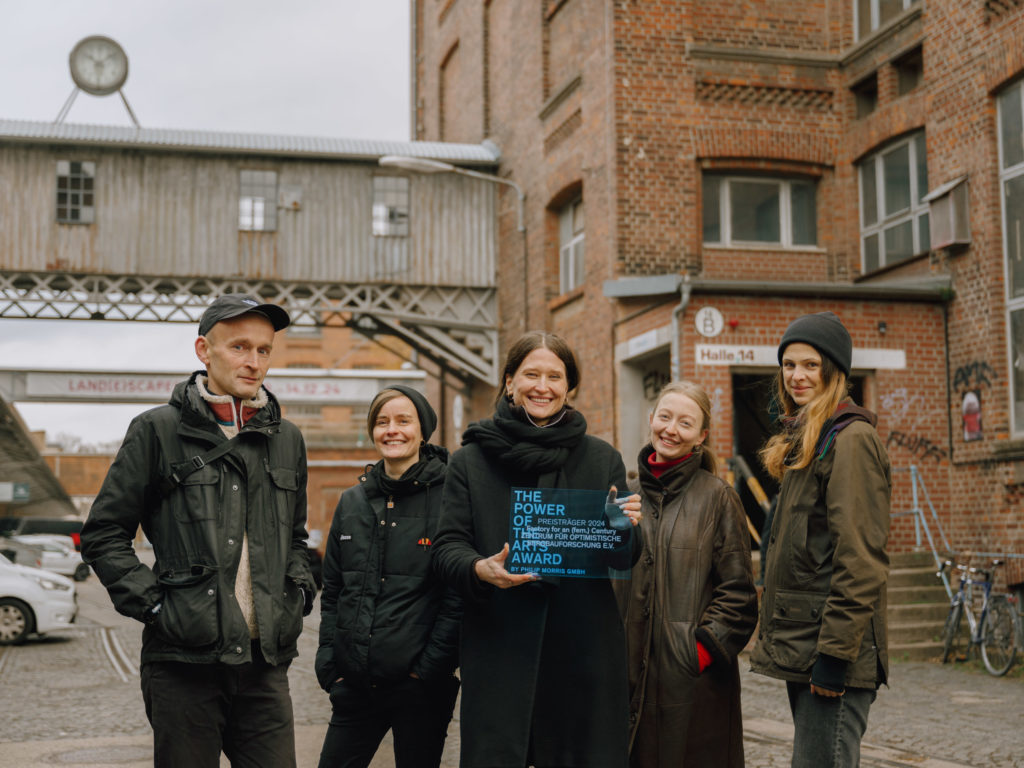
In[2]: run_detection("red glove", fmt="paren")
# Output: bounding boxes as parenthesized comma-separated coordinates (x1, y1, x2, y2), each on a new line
(697, 641, 713, 673)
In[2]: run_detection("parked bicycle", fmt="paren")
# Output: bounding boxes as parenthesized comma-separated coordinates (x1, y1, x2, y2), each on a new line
(939, 559, 1018, 676)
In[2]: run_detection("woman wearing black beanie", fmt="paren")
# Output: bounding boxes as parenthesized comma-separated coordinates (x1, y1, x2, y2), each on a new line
(751, 312, 892, 768)
(315, 385, 461, 768)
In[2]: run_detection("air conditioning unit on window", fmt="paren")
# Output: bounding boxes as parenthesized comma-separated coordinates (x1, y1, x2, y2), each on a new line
(924, 175, 970, 250)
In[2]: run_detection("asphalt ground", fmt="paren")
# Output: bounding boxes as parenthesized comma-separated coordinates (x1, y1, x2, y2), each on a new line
(0, 559, 1021, 767)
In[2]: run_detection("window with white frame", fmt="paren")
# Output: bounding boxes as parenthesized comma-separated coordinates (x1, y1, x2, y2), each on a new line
(239, 170, 278, 231)
(702, 175, 817, 247)
(56, 161, 95, 224)
(855, 0, 920, 41)
(559, 197, 585, 294)
(998, 79, 1024, 434)
(372, 176, 410, 236)
(858, 132, 930, 272)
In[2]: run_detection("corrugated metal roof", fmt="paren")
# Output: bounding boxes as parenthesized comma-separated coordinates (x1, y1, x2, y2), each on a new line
(0, 118, 501, 166)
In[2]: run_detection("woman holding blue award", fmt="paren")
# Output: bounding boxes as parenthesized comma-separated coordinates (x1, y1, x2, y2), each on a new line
(433, 331, 641, 768)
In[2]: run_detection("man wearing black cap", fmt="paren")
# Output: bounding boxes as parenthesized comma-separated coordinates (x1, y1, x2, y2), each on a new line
(83, 293, 316, 768)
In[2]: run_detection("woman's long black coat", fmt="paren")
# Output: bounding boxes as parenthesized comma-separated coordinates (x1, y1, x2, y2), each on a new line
(434, 434, 635, 768)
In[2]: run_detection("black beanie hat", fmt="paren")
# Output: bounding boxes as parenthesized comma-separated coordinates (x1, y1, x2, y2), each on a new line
(387, 385, 438, 442)
(778, 312, 853, 376)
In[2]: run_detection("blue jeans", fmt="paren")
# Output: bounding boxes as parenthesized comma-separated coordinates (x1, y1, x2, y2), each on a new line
(786, 682, 876, 768)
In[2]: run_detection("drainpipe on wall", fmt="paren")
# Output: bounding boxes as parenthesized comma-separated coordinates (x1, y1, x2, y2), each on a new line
(670, 275, 692, 382)
(410, 2, 418, 139)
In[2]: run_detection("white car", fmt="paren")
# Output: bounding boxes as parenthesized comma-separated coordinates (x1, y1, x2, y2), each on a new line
(0, 553, 77, 645)
(10, 534, 91, 581)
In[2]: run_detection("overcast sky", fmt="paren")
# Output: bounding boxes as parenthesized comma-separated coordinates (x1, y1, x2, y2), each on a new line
(0, 0, 411, 445)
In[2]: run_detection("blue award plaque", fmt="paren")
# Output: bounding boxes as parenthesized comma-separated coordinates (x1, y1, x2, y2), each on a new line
(507, 487, 634, 579)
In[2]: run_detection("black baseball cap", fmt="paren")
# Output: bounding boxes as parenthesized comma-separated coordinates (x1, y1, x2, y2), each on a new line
(198, 294, 291, 336)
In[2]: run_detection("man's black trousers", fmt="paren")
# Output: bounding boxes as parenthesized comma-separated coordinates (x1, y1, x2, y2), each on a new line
(140, 642, 295, 768)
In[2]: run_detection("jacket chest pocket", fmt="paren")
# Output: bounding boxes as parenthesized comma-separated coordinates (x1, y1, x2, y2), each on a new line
(269, 467, 299, 525)
(174, 465, 221, 523)
(383, 515, 434, 577)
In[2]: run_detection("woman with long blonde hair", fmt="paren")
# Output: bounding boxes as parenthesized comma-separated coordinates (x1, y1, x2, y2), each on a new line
(751, 312, 891, 768)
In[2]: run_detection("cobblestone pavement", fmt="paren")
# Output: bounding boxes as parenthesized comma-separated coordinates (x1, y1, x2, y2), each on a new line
(0, 565, 1020, 767)
(739, 657, 1024, 768)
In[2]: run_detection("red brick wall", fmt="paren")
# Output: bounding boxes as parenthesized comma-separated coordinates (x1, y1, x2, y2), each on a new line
(412, 0, 1024, 572)
(692, 0, 835, 51)
(546, 0, 585, 97)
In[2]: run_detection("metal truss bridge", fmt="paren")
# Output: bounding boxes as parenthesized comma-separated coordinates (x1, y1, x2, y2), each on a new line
(0, 270, 499, 386)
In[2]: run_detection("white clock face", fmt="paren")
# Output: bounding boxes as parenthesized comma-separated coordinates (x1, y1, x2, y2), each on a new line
(69, 36, 128, 96)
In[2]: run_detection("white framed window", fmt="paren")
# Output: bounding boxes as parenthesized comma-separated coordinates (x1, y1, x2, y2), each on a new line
(855, 0, 920, 41)
(56, 161, 95, 224)
(997, 79, 1024, 435)
(702, 176, 817, 247)
(372, 176, 410, 236)
(239, 170, 278, 231)
(858, 132, 929, 272)
(559, 197, 584, 294)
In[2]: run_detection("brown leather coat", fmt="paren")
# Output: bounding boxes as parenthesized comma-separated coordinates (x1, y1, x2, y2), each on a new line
(618, 447, 757, 768)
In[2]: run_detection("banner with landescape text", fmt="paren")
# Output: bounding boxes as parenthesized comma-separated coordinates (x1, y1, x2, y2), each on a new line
(506, 487, 633, 579)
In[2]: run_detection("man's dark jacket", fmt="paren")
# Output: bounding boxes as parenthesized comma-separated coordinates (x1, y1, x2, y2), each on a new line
(314, 451, 461, 690)
(82, 372, 316, 666)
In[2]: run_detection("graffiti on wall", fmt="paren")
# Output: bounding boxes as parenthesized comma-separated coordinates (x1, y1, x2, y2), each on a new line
(886, 430, 948, 463)
(952, 361, 994, 442)
(952, 361, 994, 391)
(880, 387, 925, 422)
(962, 390, 983, 442)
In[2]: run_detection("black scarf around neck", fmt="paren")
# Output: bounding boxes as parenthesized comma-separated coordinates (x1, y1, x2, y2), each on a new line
(367, 443, 449, 499)
(461, 396, 588, 475)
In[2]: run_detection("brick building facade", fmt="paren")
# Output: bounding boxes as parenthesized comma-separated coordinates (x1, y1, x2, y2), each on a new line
(412, 0, 1024, 578)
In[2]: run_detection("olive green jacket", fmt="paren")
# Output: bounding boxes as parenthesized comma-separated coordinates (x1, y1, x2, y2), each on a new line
(750, 405, 891, 690)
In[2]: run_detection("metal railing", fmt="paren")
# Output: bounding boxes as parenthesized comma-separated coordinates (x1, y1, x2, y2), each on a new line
(892, 465, 1024, 600)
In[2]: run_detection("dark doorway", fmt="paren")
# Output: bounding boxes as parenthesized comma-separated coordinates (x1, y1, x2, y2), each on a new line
(731, 373, 778, 546)
(731, 372, 864, 551)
